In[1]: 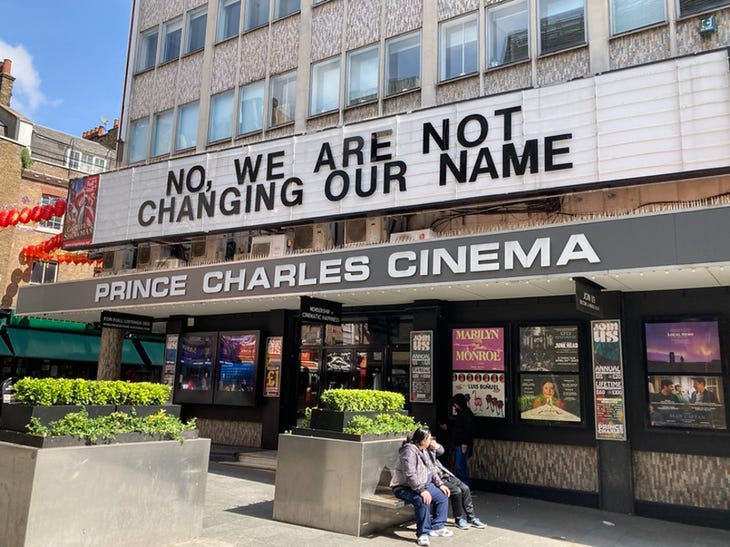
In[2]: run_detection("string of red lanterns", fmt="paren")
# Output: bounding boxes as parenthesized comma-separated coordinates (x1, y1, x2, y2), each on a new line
(0, 199, 66, 228)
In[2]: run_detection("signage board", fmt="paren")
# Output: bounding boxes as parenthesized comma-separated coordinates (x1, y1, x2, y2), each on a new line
(300, 296, 342, 325)
(100, 310, 153, 333)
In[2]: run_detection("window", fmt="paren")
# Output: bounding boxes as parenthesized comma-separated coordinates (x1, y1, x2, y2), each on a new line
(347, 45, 378, 105)
(310, 58, 340, 115)
(30, 261, 58, 284)
(152, 109, 173, 157)
(137, 28, 158, 71)
(67, 151, 106, 174)
(93, 157, 107, 173)
(270, 71, 296, 126)
(439, 14, 478, 81)
(39, 195, 63, 231)
(186, 7, 207, 53)
(679, 0, 730, 16)
(128, 117, 149, 163)
(161, 18, 183, 63)
(217, 0, 241, 41)
(245, 0, 270, 30)
(610, 0, 665, 35)
(176, 101, 199, 151)
(487, 0, 529, 67)
(386, 31, 421, 95)
(539, 0, 585, 55)
(275, 0, 300, 19)
(239, 80, 265, 133)
(210, 90, 235, 141)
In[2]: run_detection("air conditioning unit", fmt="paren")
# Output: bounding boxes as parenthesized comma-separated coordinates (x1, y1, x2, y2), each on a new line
(154, 257, 184, 270)
(188, 235, 226, 263)
(294, 223, 334, 251)
(250, 233, 293, 257)
(389, 228, 436, 244)
(136, 243, 169, 268)
(101, 248, 135, 272)
(345, 217, 387, 245)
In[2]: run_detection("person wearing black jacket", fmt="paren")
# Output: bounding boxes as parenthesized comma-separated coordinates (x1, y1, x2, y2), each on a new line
(447, 393, 475, 486)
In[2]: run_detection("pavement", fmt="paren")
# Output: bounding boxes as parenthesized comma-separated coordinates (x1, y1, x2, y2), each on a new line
(162, 449, 730, 547)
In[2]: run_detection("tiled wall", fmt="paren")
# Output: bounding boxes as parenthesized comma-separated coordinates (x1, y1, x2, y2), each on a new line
(633, 451, 730, 510)
(197, 418, 262, 447)
(609, 27, 670, 70)
(471, 439, 599, 493)
(437, 0, 478, 21)
(345, 0, 382, 50)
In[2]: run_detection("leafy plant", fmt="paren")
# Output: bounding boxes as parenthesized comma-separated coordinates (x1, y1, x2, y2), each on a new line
(21, 147, 33, 168)
(319, 389, 405, 412)
(12, 378, 171, 406)
(343, 413, 422, 435)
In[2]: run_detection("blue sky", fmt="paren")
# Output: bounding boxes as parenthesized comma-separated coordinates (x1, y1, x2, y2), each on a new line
(0, 1, 131, 137)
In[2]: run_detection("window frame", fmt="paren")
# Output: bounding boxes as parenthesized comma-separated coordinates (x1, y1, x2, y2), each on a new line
(30, 260, 58, 285)
(152, 109, 174, 157)
(310, 57, 341, 116)
(176, 100, 199, 151)
(136, 27, 159, 72)
(385, 31, 421, 96)
(438, 13, 479, 82)
(217, 0, 242, 42)
(186, 6, 208, 54)
(239, 80, 265, 134)
(128, 117, 150, 163)
(487, 0, 530, 68)
(39, 195, 63, 231)
(274, 0, 300, 20)
(538, 0, 586, 56)
(209, 89, 236, 142)
(346, 44, 379, 107)
(269, 70, 297, 127)
(678, 0, 730, 17)
(161, 17, 183, 64)
(244, 0, 271, 31)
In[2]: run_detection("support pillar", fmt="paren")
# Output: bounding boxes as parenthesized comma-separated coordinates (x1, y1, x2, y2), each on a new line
(97, 328, 124, 380)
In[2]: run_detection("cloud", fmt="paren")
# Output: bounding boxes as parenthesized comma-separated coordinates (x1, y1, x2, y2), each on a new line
(0, 39, 60, 115)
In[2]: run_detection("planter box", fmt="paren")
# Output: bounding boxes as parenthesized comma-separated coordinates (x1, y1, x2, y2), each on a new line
(116, 404, 181, 418)
(0, 404, 116, 432)
(292, 427, 406, 442)
(0, 428, 199, 448)
(309, 409, 407, 432)
(0, 436, 210, 547)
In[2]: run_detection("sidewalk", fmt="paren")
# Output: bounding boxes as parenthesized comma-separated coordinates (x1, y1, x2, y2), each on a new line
(164, 460, 730, 547)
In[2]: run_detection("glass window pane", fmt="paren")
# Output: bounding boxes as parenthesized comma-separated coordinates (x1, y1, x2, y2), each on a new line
(137, 28, 158, 71)
(152, 110, 173, 157)
(275, 0, 300, 19)
(386, 31, 420, 95)
(239, 80, 265, 133)
(679, 0, 730, 17)
(310, 58, 340, 115)
(176, 101, 199, 151)
(245, 0, 270, 30)
(488, 0, 529, 68)
(347, 45, 379, 105)
(186, 8, 207, 53)
(209, 90, 235, 141)
(610, 0, 665, 35)
(162, 18, 183, 63)
(128, 117, 149, 163)
(270, 71, 296, 126)
(539, 0, 585, 55)
(217, 0, 241, 41)
(439, 14, 478, 81)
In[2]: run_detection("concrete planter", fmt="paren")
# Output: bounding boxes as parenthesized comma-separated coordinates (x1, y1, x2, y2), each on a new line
(0, 436, 210, 547)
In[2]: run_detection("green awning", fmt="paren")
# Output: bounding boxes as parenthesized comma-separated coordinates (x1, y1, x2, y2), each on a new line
(0, 335, 12, 356)
(140, 341, 164, 366)
(5, 328, 145, 365)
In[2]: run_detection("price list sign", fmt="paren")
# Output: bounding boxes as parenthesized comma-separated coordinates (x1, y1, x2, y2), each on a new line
(410, 330, 433, 403)
(591, 320, 627, 441)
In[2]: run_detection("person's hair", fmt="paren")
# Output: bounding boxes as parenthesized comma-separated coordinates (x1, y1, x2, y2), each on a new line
(692, 377, 706, 385)
(660, 379, 673, 388)
(451, 393, 468, 408)
(410, 427, 431, 445)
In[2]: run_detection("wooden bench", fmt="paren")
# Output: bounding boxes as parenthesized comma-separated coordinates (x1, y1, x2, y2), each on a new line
(360, 484, 411, 536)
(361, 485, 406, 510)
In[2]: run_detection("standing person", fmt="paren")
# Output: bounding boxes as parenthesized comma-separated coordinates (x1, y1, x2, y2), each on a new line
(448, 393, 475, 486)
(426, 437, 487, 530)
(390, 428, 453, 546)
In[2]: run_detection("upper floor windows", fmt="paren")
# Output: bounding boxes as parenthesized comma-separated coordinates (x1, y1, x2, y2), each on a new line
(270, 71, 297, 126)
(186, 7, 208, 53)
(67, 150, 107, 175)
(137, 28, 158, 72)
(539, 0, 585, 55)
(176, 101, 199, 151)
(245, 0, 270, 30)
(347, 45, 379, 105)
(487, 0, 529, 68)
(275, 0, 300, 19)
(152, 110, 174, 157)
(385, 31, 421, 95)
(240, 80, 265, 133)
(439, 14, 478, 81)
(30, 261, 57, 284)
(310, 58, 340, 115)
(679, 0, 730, 16)
(162, 17, 183, 63)
(611, 0, 665, 35)
(218, 0, 241, 41)
(39, 195, 63, 231)
(210, 90, 235, 142)
(128, 117, 149, 163)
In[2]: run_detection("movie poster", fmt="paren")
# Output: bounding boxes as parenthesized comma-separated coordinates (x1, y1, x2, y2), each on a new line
(645, 321, 721, 374)
(519, 374, 581, 422)
(452, 371, 505, 418)
(63, 175, 99, 248)
(648, 375, 726, 430)
(218, 332, 258, 393)
(520, 325, 579, 372)
(177, 334, 215, 391)
(452, 327, 504, 371)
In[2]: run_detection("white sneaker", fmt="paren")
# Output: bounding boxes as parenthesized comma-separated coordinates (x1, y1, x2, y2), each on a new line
(429, 527, 454, 537)
(417, 534, 430, 546)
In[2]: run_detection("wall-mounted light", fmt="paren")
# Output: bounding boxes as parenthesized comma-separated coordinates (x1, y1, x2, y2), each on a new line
(699, 15, 717, 36)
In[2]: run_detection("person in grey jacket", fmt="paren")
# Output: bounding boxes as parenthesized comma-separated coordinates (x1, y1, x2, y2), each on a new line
(426, 437, 487, 530)
(390, 427, 453, 546)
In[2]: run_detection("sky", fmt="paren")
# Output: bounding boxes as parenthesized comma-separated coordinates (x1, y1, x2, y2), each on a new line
(0, 0, 132, 137)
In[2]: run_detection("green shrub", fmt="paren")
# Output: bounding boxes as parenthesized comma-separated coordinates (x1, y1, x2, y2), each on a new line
(343, 413, 422, 435)
(13, 377, 171, 406)
(319, 389, 405, 412)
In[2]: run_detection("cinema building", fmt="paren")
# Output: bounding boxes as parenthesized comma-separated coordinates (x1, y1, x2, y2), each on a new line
(15, 0, 730, 528)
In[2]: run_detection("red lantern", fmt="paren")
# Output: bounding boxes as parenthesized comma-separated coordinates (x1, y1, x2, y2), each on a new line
(8, 210, 19, 226)
(19, 208, 30, 224)
(53, 200, 66, 217)
(41, 205, 53, 221)
(0, 211, 7, 228)
(30, 206, 41, 222)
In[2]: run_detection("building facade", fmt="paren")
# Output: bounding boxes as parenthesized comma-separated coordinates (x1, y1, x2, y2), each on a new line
(15, 0, 730, 528)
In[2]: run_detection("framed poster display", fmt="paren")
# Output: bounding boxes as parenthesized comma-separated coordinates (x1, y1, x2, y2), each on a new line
(645, 320, 721, 374)
(591, 320, 627, 440)
(519, 373, 581, 422)
(410, 330, 433, 403)
(214, 331, 260, 406)
(264, 337, 283, 398)
(163, 334, 178, 387)
(519, 325, 579, 372)
(452, 371, 506, 418)
(173, 332, 217, 404)
(647, 375, 726, 430)
(452, 327, 504, 371)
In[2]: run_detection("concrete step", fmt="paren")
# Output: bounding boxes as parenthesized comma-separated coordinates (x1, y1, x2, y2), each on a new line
(235, 450, 278, 471)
